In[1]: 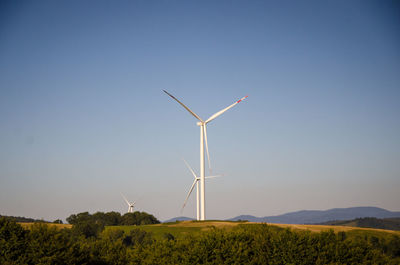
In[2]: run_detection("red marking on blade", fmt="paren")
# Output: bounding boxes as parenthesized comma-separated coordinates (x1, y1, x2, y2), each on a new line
(237, 96, 248, 103)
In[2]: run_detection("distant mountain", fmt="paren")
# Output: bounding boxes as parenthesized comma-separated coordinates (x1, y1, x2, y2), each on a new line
(316, 217, 400, 231)
(163, 216, 195, 223)
(228, 207, 400, 224)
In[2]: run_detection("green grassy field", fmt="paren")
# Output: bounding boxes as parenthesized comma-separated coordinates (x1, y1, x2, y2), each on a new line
(106, 220, 249, 239)
(106, 220, 400, 240)
(19, 220, 400, 241)
(108, 223, 202, 239)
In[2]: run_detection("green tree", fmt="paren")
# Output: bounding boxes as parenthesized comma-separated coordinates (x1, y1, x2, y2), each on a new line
(0, 218, 28, 264)
(71, 219, 104, 238)
(26, 223, 90, 264)
(122, 211, 160, 225)
(66, 211, 92, 225)
(104, 211, 122, 226)
(123, 228, 153, 247)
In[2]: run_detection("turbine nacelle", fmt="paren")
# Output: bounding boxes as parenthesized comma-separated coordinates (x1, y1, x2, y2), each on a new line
(121, 193, 136, 213)
(181, 158, 223, 215)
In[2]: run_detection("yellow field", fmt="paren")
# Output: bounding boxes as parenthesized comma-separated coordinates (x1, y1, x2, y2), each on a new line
(158, 220, 400, 235)
(269, 223, 400, 235)
(162, 220, 244, 228)
(18, 220, 400, 237)
(18, 222, 72, 229)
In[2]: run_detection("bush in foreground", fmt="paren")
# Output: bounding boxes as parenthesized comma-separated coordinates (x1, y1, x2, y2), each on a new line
(1, 217, 400, 264)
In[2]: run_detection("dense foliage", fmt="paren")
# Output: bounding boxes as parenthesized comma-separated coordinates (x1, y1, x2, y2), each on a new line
(67, 211, 160, 226)
(65, 211, 160, 238)
(1, 217, 400, 264)
(319, 217, 400, 231)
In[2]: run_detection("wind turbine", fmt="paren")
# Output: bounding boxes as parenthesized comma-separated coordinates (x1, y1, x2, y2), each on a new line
(164, 90, 247, 220)
(181, 158, 222, 220)
(121, 194, 136, 213)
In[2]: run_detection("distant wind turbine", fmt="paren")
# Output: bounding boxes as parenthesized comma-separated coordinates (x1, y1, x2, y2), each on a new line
(121, 193, 136, 213)
(164, 90, 247, 220)
(181, 158, 222, 220)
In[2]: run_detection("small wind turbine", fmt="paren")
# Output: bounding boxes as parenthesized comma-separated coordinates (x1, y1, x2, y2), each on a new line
(181, 158, 222, 220)
(121, 194, 136, 213)
(164, 90, 247, 220)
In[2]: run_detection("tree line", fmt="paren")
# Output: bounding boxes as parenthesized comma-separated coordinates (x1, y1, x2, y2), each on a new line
(65, 211, 160, 238)
(66, 211, 160, 226)
(1, 216, 400, 264)
(0, 214, 48, 223)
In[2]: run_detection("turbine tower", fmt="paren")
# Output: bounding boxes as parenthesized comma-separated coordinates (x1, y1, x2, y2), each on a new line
(121, 194, 135, 213)
(164, 90, 247, 220)
(181, 158, 221, 220)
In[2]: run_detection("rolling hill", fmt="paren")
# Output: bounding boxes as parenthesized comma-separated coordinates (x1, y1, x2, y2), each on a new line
(316, 217, 400, 231)
(118, 220, 399, 239)
(163, 216, 195, 223)
(228, 207, 400, 224)
(166, 207, 400, 224)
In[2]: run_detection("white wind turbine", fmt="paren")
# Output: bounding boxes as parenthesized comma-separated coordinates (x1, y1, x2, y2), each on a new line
(164, 90, 248, 220)
(181, 158, 222, 220)
(121, 194, 136, 213)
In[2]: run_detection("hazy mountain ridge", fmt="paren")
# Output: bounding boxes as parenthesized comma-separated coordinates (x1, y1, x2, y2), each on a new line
(166, 207, 400, 224)
(6, 207, 400, 225)
(163, 216, 195, 223)
(228, 207, 400, 224)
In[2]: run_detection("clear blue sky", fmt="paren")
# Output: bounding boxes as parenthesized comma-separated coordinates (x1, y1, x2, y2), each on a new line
(0, 0, 399, 222)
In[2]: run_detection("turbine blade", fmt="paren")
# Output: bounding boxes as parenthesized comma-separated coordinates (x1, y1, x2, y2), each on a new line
(205, 96, 248, 123)
(163, 90, 204, 122)
(205, 174, 223, 179)
(181, 179, 197, 213)
(203, 124, 212, 174)
(121, 193, 130, 206)
(183, 158, 198, 179)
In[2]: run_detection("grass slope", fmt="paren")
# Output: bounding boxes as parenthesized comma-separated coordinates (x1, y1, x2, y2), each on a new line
(318, 217, 400, 231)
(107, 221, 247, 239)
(19, 220, 400, 239)
(106, 220, 400, 240)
